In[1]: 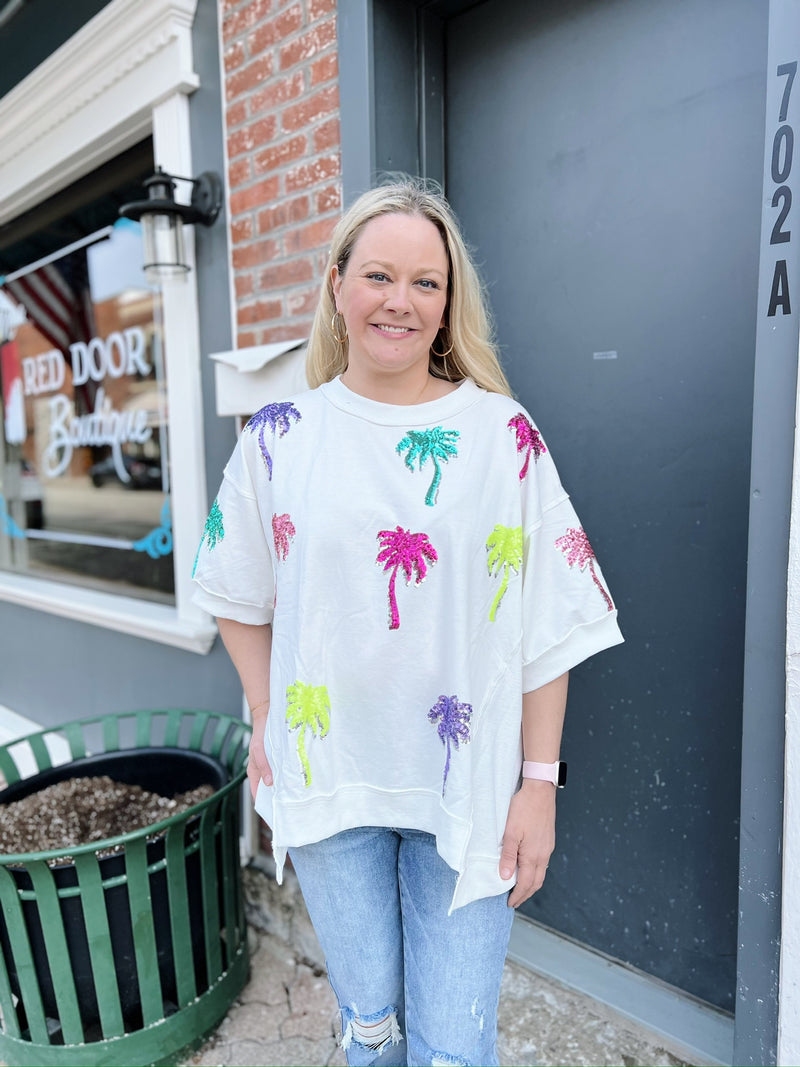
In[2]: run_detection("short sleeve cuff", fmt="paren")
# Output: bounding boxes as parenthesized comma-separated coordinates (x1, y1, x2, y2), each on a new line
(523, 611, 624, 691)
(191, 583, 274, 626)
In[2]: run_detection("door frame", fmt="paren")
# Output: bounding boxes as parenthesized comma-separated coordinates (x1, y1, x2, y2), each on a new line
(335, 1, 787, 1061)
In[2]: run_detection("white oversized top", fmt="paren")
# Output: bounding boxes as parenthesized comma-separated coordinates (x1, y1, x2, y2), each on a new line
(192, 376, 623, 911)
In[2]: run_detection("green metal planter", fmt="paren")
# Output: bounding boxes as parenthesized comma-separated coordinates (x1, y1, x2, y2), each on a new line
(0, 709, 251, 1067)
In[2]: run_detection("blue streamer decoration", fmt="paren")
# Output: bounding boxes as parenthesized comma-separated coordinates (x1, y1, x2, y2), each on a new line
(132, 497, 173, 559)
(0, 494, 26, 539)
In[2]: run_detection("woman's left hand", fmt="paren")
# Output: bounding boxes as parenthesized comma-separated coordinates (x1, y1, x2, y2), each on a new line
(499, 779, 556, 907)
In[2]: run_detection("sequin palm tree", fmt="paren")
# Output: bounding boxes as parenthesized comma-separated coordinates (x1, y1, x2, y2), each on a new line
(428, 694, 473, 796)
(245, 401, 302, 479)
(272, 512, 296, 561)
(508, 413, 546, 480)
(285, 681, 331, 787)
(396, 426, 460, 506)
(376, 526, 438, 629)
(555, 526, 613, 611)
(486, 523, 523, 621)
(192, 498, 224, 577)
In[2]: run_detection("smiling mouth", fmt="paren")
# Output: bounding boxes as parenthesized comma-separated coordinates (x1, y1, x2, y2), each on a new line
(372, 324, 414, 335)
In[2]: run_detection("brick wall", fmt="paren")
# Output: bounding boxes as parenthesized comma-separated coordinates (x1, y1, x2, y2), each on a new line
(221, 0, 342, 349)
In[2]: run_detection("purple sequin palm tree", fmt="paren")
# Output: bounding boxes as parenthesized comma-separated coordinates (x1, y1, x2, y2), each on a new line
(428, 694, 472, 795)
(555, 526, 614, 611)
(376, 526, 438, 630)
(245, 402, 302, 479)
(508, 413, 546, 480)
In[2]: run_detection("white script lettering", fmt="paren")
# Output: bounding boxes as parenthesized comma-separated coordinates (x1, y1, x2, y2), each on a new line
(42, 388, 152, 481)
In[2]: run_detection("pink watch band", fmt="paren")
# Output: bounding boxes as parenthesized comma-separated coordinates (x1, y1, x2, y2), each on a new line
(522, 760, 568, 787)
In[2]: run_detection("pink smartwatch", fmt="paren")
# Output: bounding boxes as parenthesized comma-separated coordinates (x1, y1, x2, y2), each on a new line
(522, 760, 568, 788)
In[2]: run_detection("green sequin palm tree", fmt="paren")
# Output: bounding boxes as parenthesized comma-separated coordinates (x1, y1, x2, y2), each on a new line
(486, 524, 523, 621)
(396, 426, 460, 506)
(285, 681, 331, 787)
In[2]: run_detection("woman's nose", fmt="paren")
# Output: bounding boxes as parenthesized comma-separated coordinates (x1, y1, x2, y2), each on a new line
(383, 282, 412, 313)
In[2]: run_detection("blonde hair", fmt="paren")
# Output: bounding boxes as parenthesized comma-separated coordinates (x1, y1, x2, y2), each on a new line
(306, 177, 511, 396)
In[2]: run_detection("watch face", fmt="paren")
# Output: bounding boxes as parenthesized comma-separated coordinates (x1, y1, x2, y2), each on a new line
(557, 762, 568, 788)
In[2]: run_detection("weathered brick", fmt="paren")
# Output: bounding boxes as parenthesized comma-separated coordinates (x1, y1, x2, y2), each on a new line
(236, 274, 255, 299)
(230, 176, 280, 215)
(284, 153, 340, 193)
(226, 99, 248, 129)
(232, 237, 281, 269)
(287, 286, 320, 316)
(254, 134, 307, 175)
(248, 3, 303, 57)
(310, 52, 338, 86)
(226, 54, 274, 102)
(231, 217, 254, 244)
(257, 195, 310, 234)
(257, 257, 316, 291)
(224, 41, 246, 73)
(251, 70, 306, 114)
(223, 0, 273, 42)
(238, 298, 283, 325)
(312, 116, 340, 154)
(283, 216, 337, 254)
(238, 329, 259, 348)
(281, 84, 338, 133)
(228, 115, 278, 159)
(261, 323, 312, 343)
(308, 0, 336, 22)
(279, 20, 336, 71)
(228, 157, 253, 189)
(315, 182, 341, 214)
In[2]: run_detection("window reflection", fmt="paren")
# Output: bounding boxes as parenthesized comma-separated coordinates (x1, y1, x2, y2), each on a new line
(0, 221, 173, 603)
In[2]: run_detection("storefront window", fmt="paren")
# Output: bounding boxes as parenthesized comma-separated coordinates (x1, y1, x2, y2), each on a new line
(0, 221, 173, 604)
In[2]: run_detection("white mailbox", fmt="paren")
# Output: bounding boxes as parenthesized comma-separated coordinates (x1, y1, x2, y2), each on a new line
(209, 339, 309, 418)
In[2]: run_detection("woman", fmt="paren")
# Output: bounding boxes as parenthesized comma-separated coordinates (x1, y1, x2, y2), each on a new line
(192, 179, 623, 1066)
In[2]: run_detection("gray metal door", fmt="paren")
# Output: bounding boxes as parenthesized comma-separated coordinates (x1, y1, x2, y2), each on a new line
(444, 0, 766, 1011)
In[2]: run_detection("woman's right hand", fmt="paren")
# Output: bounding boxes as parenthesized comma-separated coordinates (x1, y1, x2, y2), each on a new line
(247, 707, 273, 799)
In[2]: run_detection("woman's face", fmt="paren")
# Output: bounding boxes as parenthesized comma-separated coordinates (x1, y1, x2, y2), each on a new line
(332, 212, 449, 386)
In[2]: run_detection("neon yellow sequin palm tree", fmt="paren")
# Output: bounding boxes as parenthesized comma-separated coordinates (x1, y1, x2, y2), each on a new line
(285, 681, 330, 787)
(486, 524, 523, 621)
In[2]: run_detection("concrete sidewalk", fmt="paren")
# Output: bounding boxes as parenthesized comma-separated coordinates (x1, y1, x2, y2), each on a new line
(181, 865, 691, 1067)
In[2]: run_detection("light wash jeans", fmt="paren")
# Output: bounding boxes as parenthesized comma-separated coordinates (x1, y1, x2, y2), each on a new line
(289, 826, 514, 1067)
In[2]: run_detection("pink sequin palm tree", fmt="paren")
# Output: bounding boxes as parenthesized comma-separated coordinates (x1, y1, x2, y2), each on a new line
(508, 413, 546, 480)
(376, 526, 438, 629)
(555, 526, 613, 611)
(272, 512, 296, 561)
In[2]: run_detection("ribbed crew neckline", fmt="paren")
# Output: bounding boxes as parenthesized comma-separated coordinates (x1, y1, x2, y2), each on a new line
(320, 375, 483, 426)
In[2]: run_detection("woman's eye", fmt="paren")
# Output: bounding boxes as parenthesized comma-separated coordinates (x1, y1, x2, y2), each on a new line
(417, 278, 440, 290)
(367, 272, 389, 282)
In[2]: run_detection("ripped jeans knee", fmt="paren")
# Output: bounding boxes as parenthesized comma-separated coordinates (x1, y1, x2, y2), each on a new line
(341, 1004, 403, 1056)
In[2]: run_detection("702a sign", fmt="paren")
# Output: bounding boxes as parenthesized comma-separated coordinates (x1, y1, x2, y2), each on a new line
(768, 60, 797, 316)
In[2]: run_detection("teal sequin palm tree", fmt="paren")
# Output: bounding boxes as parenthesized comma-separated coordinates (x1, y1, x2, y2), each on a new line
(396, 426, 460, 506)
(192, 498, 224, 577)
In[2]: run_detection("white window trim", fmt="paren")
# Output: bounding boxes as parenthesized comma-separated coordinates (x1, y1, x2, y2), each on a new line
(0, 0, 217, 654)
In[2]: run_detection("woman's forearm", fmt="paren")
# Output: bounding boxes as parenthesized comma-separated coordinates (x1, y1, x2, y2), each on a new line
(522, 672, 569, 763)
(217, 617, 272, 713)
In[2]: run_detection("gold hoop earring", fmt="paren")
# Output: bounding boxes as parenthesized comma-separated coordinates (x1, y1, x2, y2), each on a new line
(431, 331, 455, 378)
(431, 332, 455, 360)
(331, 311, 348, 344)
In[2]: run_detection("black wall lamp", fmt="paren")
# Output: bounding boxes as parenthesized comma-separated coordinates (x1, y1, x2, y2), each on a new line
(119, 167, 223, 284)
